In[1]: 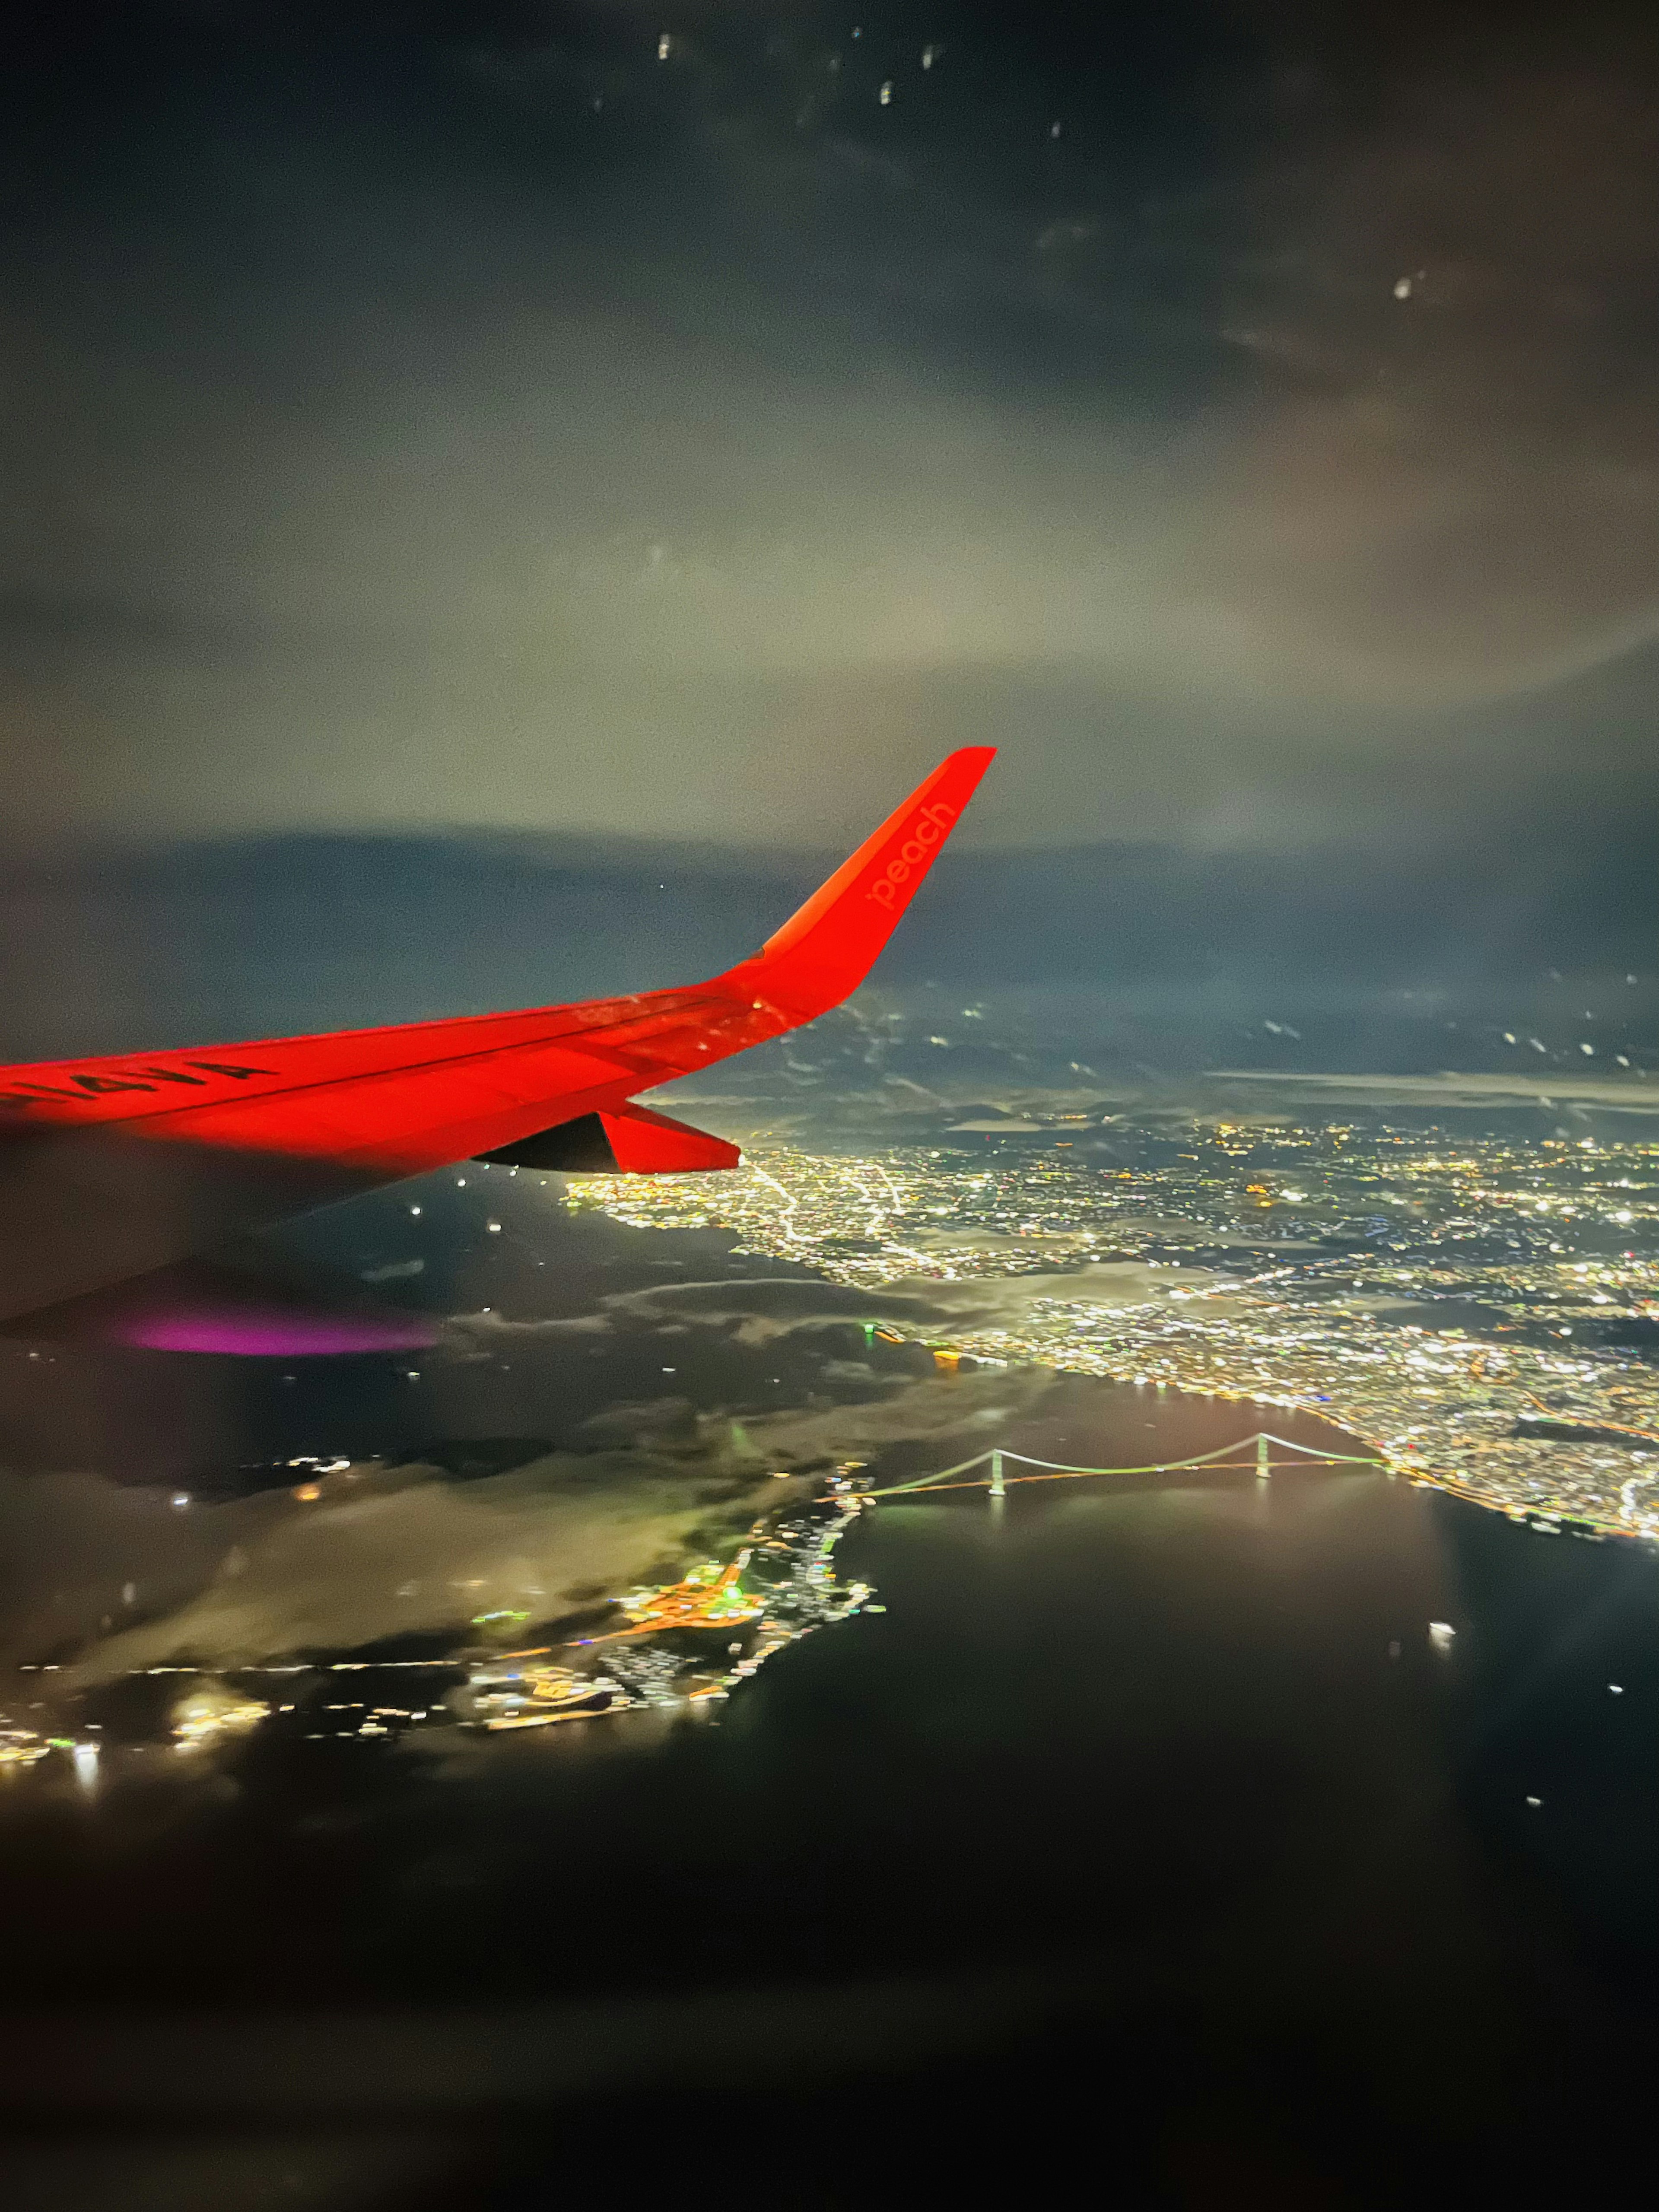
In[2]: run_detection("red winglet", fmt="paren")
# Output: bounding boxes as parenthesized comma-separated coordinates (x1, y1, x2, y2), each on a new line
(728, 746, 995, 1020)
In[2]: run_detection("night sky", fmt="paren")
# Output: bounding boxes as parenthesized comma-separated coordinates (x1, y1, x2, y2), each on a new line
(6, 0, 1659, 866)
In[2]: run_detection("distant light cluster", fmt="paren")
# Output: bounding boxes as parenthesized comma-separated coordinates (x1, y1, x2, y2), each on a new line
(572, 1121, 1659, 1538)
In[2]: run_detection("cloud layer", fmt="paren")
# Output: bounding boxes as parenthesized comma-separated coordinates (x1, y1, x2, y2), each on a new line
(5, 4, 1659, 850)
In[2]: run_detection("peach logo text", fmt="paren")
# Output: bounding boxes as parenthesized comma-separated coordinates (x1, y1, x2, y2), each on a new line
(866, 803, 957, 909)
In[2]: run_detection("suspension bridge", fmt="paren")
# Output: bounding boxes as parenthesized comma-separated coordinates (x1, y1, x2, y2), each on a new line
(860, 1429, 1386, 1501)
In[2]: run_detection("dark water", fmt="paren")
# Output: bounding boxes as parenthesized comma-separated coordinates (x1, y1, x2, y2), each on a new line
(8, 1389, 1659, 2202)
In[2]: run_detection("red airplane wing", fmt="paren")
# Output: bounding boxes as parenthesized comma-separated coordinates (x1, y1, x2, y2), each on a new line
(0, 748, 993, 1323)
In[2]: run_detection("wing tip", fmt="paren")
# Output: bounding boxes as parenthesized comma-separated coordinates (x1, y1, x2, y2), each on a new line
(749, 745, 996, 1010)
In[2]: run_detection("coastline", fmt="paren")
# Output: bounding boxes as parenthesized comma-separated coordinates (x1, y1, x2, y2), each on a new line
(570, 1144, 1659, 1548)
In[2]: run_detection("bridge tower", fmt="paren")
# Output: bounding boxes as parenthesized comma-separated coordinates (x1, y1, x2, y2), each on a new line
(988, 1449, 1005, 1499)
(1256, 1434, 1271, 1482)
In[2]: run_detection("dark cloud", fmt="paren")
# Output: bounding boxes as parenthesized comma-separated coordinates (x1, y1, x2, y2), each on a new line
(0, 1145, 1083, 1682)
(3, 3, 1659, 856)
(1203, 35, 1659, 692)
(3, 812, 1654, 1090)
(10, 1356, 1046, 1681)
(579, 1275, 950, 1326)
(530, 1263, 1222, 1341)
(49, 1444, 780, 1681)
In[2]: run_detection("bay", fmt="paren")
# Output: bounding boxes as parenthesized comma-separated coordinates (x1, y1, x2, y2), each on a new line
(6, 1380, 1659, 2200)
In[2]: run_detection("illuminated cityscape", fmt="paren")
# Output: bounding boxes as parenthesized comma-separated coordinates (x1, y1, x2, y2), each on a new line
(0, 1478, 876, 1773)
(569, 1119, 1659, 1538)
(466, 1484, 874, 1728)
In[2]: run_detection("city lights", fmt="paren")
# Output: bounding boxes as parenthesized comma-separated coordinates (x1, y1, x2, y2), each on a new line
(572, 1119, 1659, 1538)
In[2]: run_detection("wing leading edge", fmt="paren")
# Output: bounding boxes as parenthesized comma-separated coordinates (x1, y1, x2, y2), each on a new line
(0, 748, 994, 1325)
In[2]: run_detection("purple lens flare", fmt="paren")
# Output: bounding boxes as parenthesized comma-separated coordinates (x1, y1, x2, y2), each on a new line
(109, 1305, 438, 1356)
